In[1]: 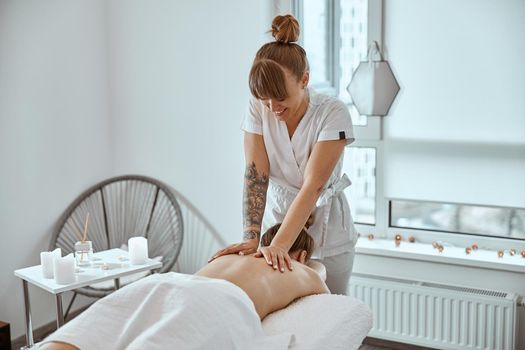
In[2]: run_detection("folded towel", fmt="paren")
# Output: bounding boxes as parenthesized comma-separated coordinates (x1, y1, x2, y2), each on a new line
(263, 294, 373, 350)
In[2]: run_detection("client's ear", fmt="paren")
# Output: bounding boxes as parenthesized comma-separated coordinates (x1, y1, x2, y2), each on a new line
(299, 250, 307, 264)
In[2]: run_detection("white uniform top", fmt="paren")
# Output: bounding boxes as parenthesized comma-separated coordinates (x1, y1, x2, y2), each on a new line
(241, 88, 358, 259)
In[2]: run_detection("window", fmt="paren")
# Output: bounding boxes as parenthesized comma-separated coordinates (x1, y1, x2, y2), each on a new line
(343, 147, 376, 225)
(302, 0, 331, 89)
(299, 0, 369, 126)
(294, 0, 525, 252)
(296, 0, 382, 226)
(338, 0, 368, 126)
(390, 200, 525, 240)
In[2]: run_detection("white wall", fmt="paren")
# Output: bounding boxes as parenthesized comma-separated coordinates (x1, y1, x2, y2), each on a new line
(106, 0, 269, 244)
(0, 0, 113, 340)
(382, 0, 525, 207)
(0, 0, 271, 340)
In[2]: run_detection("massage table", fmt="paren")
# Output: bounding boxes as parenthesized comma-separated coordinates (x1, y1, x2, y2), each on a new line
(38, 260, 372, 350)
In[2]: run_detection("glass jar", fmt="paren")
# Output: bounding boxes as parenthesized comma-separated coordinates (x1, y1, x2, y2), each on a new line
(74, 241, 93, 267)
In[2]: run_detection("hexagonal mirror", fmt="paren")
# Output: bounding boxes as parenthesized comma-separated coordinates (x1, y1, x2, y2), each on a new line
(346, 42, 400, 117)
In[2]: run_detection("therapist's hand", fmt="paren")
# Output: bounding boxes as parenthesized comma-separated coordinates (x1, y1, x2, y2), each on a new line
(254, 245, 293, 273)
(208, 238, 259, 263)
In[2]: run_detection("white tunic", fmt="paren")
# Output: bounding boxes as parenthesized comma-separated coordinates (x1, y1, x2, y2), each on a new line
(241, 88, 358, 259)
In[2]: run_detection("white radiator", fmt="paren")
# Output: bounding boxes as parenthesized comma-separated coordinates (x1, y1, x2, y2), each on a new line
(349, 273, 520, 350)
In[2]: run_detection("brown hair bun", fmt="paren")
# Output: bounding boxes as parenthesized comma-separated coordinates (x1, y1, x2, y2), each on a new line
(271, 14, 300, 43)
(305, 214, 314, 229)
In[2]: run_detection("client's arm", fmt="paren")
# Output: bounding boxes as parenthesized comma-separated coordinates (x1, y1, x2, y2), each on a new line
(39, 341, 78, 350)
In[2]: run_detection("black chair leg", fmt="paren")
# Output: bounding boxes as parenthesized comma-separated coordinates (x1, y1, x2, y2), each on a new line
(64, 292, 77, 321)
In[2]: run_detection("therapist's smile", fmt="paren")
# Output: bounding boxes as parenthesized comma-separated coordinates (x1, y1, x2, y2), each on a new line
(273, 107, 287, 118)
(263, 100, 290, 121)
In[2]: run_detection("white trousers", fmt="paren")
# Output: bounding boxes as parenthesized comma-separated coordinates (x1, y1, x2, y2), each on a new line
(313, 248, 355, 295)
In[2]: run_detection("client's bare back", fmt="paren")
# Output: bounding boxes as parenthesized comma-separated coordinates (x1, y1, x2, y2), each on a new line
(196, 254, 328, 319)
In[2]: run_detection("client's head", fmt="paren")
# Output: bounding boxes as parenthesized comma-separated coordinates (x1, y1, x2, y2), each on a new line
(260, 215, 315, 264)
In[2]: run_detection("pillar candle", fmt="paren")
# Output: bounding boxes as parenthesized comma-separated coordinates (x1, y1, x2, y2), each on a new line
(128, 237, 148, 265)
(53, 254, 75, 285)
(40, 248, 62, 279)
(40, 252, 54, 279)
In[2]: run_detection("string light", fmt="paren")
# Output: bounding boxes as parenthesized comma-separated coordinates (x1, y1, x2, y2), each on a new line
(359, 233, 525, 261)
(394, 234, 402, 247)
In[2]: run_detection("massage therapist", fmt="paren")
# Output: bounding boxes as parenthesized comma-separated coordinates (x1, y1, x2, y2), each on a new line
(210, 14, 357, 295)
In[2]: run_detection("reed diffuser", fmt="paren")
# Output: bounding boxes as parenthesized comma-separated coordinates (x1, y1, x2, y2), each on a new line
(74, 213, 93, 266)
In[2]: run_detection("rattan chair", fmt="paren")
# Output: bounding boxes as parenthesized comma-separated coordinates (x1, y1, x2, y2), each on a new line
(167, 187, 227, 274)
(50, 175, 184, 316)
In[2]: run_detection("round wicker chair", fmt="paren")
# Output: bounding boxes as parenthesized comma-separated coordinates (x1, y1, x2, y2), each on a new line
(167, 187, 227, 274)
(50, 175, 183, 314)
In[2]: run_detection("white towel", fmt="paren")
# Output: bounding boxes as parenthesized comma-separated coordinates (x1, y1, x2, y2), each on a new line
(263, 294, 373, 350)
(41, 272, 293, 350)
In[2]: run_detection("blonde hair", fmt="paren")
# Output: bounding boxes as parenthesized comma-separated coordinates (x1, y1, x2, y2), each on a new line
(249, 14, 309, 100)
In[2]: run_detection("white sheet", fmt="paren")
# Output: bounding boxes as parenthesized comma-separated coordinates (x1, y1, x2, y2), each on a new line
(263, 294, 373, 350)
(41, 272, 293, 350)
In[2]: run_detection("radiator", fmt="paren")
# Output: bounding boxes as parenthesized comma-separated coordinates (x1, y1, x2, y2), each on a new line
(349, 273, 520, 350)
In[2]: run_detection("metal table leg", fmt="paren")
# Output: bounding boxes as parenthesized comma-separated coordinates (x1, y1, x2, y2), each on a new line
(22, 280, 34, 349)
(56, 294, 64, 328)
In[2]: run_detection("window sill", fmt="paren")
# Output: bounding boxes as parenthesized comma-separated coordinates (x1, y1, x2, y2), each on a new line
(355, 237, 525, 273)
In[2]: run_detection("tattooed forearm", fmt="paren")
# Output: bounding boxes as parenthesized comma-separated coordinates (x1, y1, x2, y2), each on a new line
(243, 230, 260, 241)
(243, 161, 269, 241)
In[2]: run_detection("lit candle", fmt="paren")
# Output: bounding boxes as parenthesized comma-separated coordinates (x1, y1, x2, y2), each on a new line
(40, 248, 62, 279)
(128, 237, 148, 265)
(54, 254, 75, 285)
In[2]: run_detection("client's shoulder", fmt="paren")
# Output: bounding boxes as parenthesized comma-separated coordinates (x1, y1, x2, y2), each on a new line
(293, 262, 330, 295)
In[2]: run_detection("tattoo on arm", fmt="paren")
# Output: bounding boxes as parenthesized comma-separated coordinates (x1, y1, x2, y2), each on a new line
(243, 161, 269, 241)
(243, 230, 260, 241)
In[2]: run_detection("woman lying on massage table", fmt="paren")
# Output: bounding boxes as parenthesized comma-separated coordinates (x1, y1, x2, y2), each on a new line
(40, 223, 328, 350)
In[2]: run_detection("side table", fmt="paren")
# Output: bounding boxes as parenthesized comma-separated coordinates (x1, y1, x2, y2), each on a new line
(14, 248, 162, 349)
